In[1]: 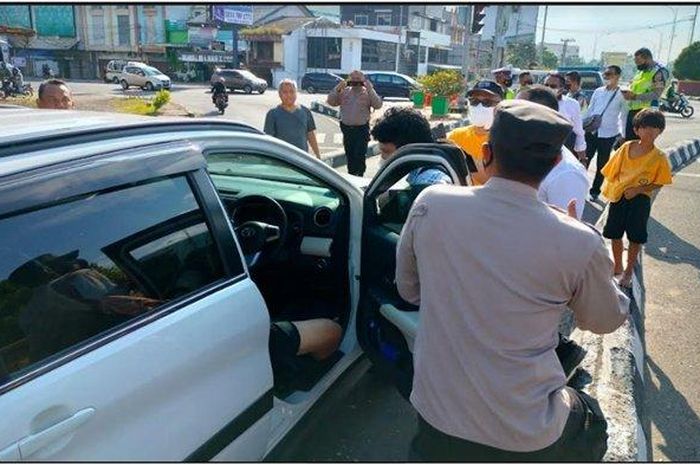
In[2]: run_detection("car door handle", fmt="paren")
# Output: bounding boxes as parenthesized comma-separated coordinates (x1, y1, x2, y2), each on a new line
(18, 408, 95, 459)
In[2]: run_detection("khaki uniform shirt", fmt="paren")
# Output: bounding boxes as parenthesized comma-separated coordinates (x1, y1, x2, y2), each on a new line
(396, 177, 629, 452)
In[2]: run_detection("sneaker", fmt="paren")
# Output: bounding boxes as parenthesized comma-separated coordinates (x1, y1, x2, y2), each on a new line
(556, 337, 587, 379)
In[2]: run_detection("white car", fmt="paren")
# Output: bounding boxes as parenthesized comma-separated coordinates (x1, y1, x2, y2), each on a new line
(120, 64, 171, 91)
(0, 108, 470, 461)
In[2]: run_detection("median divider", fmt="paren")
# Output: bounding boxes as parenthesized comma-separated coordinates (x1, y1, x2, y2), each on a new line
(312, 100, 469, 169)
(568, 137, 700, 461)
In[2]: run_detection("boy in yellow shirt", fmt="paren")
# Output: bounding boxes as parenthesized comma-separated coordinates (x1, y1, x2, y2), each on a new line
(601, 108, 673, 287)
(447, 80, 503, 185)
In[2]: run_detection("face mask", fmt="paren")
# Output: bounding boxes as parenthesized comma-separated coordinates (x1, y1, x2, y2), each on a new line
(469, 103, 495, 129)
(637, 63, 649, 71)
(603, 79, 611, 86)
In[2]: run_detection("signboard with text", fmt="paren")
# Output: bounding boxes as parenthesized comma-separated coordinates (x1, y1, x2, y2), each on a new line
(212, 5, 253, 25)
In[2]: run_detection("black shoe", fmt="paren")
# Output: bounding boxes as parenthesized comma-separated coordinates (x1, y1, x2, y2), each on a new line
(556, 338, 587, 380)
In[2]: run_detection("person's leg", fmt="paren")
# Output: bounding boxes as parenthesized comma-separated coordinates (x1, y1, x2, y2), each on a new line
(619, 195, 651, 287)
(611, 239, 625, 276)
(590, 136, 616, 197)
(584, 132, 598, 170)
(353, 123, 370, 177)
(548, 387, 608, 461)
(345, 126, 363, 176)
(292, 318, 342, 360)
(603, 199, 627, 274)
(341, 123, 357, 175)
(556, 334, 587, 379)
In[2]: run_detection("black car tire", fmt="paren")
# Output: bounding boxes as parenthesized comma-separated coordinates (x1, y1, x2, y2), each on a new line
(145, 82, 154, 91)
(243, 85, 253, 94)
(120, 80, 129, 90)
(258, 88, 266, 95)
(306, 85, 316, 94)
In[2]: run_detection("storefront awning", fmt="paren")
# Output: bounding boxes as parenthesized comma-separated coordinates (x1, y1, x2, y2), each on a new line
(22, 36, 79, 50)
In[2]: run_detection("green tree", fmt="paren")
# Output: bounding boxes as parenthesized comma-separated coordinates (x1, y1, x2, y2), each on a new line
(505, 42, 537, 68)
(673, 42, 700, 80)
(541, 50, 559, 69)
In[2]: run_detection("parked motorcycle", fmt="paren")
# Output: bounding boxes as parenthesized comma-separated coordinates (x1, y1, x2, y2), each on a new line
(214, 92, 228, 115)
(660, 94, 694, 119)
(42, 64, 54, 80)
(0, 80, 32, 97)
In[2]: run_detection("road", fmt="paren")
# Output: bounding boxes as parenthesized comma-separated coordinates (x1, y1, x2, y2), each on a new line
(41, 80, 411, 155)
(643, 157, 700, 461)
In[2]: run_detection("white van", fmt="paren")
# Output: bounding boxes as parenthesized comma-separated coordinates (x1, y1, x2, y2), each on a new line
(104, 60, 145, 84)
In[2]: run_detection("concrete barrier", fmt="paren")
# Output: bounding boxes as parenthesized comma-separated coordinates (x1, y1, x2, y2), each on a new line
(312, 100, 470, 168)
(569, 137, 700, 461)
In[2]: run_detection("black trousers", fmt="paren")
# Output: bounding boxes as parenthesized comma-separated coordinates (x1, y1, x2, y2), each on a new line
(409, 387, 608, 462)
(625, 109, 642, 141)
(340, 122, 370, 177)
(585, 133, 618, 196)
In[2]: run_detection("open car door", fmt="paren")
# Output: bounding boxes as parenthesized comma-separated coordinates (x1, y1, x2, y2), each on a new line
(357, 143, 472, 398)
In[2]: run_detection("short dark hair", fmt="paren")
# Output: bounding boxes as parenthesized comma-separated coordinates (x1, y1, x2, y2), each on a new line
(606, 65, 622, 76)
(38, 79, 69, 100)
(635, 47, 653, 59)
(633, 108, 665, 132)
(545, 73, 566, 87)
(370, 106, 433, 147)
(564, 71, 581, 84)
(519, 71, 531, 79)
(517, 84, 559, 111)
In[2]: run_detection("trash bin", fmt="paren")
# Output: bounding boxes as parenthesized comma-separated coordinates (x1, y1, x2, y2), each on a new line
(412, 90, 425, 109)
(425, 92, 433, 107)
(431, 95, 448, 116)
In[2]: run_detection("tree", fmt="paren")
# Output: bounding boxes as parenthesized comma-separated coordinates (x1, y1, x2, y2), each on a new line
(541, 50, 559, 69)
(505, 42, 537, 68)
(673, 42, 700, 81)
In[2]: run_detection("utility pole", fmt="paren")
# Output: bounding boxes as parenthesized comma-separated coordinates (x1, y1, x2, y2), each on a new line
(560, 37, 575, 67)
(461, 6, 472, 77)
(667, 6, 678, 64)
(539, 5, 548, 65)
(690, 5, 699, 45)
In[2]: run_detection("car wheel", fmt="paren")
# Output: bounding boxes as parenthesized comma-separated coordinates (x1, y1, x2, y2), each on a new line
(120, 80, 129, 90)
(243, 85, 252, 94)
(112, 76, 119, 84)
(306, 85, 316, 94)
(145, 82, 154, 91)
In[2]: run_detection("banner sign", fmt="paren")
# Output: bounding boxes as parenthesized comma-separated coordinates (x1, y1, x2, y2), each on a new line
(212, 5, 253, 25)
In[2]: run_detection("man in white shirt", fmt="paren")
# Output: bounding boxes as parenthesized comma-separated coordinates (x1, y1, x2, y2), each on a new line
(583, 65, 629, 200)
(544, 73, 587, 164)
(517, 85, 590, 219)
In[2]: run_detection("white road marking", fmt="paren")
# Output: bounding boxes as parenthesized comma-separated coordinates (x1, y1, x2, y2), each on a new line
(675, 172, 700, 178)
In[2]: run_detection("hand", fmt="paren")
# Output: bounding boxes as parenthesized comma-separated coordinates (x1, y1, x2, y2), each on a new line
(621, 90, 636, 101)
(623, 186, 640, 200)
(364, 78, 374, 91)
(567, 199, 578, 219)
(336, 80, 347, 92)
(575, 150, 588, 165)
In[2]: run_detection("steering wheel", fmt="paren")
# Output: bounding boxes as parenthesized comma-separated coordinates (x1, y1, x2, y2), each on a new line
(230, 195, 288, 269)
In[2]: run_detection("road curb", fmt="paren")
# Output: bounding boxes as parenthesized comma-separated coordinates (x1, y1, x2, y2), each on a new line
(570, 137, 700, 461)
(312, 100, 470, 169)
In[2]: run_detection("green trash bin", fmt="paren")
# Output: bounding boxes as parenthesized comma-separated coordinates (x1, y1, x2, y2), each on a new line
(412, 90, 425, 109)
(431, 95, 448, 116)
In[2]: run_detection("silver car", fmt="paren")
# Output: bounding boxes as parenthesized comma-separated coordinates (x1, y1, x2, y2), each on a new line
(120, 65, 171, 91)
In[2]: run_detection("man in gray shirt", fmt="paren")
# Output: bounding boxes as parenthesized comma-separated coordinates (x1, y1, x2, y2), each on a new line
(397, 100, 629, 461)
(264, 79, 320, 158)
(326, 70, 382, 176)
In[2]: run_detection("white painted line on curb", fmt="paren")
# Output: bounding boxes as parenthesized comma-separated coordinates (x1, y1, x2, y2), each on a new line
(675, 172, 700, 178)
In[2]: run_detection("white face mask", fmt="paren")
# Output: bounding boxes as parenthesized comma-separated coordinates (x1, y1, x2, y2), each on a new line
(469, 103, 495, 129)
(604, 79, 611, 86)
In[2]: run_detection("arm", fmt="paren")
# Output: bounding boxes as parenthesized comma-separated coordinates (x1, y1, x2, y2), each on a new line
(326, 81, 346, 107)
(570, 101, 587, 152)
(569, 240, 630, 334)
(364, 79, 383, 109)
(263, 110, 275, 137)
(395, 201, 426, 305)
(307, 131, 321, 158)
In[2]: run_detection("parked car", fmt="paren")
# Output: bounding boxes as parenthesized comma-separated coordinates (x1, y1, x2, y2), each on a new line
(120, 64, 171, 91)
(104, 60, 143, 84)
(365, 72, 422, 99)
(0, 108, 470, 461)
(301, 72, 343, 94)
(210, 69, 267, 94)
(557, 67, 604, 103)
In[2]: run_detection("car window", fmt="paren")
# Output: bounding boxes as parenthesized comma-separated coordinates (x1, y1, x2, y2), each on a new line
(391, 75, 407, 85)
(206, 153, 323, 188)
(0, 176, 228, 386)
(375, 74, 392, 83)
(580, 74, 601, 90)
(231, 71, 241, 78)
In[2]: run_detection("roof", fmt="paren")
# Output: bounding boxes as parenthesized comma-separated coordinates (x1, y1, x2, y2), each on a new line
(255, 16, 318, 34)
(21, 36, 80, 51)
(255, 5, 314, 25)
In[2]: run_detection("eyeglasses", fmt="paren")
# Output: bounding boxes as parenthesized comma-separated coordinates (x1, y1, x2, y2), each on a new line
(544, 84, 560, 90)
(468, 97, 498, 107)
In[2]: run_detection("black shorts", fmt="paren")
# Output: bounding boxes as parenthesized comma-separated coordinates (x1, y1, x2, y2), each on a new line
(603, 195, 651, 243)
(269, 321, 300, 363)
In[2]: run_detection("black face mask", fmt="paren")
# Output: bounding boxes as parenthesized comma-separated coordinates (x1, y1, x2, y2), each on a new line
(637, 63, 650, 71)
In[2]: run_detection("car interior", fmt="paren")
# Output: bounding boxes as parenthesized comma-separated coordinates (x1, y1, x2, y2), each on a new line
(205, 152, 351, 398)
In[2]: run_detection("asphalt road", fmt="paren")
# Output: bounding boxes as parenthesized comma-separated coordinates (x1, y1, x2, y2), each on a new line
(643, 157, 700, 461)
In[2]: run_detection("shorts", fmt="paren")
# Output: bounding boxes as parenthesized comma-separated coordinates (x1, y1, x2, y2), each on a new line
(269, 321, 301, 364)
(603, 195, 651, 243)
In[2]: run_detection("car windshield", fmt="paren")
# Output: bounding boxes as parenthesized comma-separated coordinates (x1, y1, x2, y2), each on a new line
(143, 67, 162, 76)
(238, 70, 258, 80)
(206, 153, 323, 188)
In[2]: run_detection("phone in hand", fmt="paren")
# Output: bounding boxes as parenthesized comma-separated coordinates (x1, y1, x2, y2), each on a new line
(347, 80, 364, 87)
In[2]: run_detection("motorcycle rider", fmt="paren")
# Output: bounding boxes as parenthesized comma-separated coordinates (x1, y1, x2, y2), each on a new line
(211, 76, 228, 106)
(663, 80, 680, 110)
(10, 66, 24, 94)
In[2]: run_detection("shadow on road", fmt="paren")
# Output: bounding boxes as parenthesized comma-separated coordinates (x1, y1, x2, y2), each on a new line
(645, 357, 700, 460)
(645, 216, 700, 278)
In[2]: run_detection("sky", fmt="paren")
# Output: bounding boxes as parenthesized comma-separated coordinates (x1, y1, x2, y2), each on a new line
(535, 5, 700, 63)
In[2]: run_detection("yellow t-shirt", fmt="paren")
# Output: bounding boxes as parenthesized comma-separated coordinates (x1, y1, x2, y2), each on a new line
(601, 141, 673, 203)
(447, 125, 490, 161)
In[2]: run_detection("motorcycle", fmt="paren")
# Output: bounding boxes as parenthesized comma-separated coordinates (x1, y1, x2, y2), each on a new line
(42, 65, 54, 80)
(0, 80, 32, 98)
(214, 92, 228, 115)
(660, 94, 694, 119)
